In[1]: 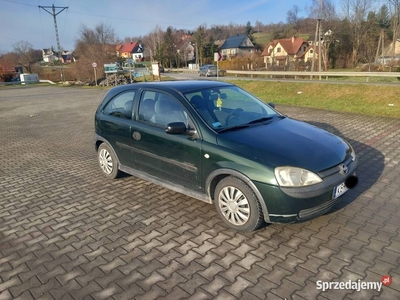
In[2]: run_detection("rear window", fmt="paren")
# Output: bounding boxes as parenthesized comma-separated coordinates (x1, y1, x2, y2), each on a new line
(208, 66, 217, 70)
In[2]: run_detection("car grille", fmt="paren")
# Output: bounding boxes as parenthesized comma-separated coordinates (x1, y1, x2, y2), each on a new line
(318, 156, 353, 178)
(298, 198, 341, 220)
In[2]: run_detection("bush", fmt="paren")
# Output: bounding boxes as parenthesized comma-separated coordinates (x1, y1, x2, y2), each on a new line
(218, 54, 264, 70)
(361, 64, 382, 72)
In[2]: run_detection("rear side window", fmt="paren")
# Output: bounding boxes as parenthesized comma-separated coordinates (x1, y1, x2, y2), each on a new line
(103, 91, 136, 120)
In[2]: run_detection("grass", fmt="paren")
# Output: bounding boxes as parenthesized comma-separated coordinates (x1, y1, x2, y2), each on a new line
(253, 32, 271, 47)
(229, 80, 400, 119)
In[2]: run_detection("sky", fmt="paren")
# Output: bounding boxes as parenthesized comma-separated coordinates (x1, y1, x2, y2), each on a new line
(0, 0, 343, 53)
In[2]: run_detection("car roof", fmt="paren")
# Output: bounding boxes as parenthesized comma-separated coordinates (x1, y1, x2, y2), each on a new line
(106, 80, 233, 96)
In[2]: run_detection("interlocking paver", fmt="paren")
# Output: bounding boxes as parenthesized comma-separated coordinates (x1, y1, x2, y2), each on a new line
(271, 278, 302, 299)
(30, 278, 61, 299)
(69, 281, 102, 300)
(247, 277, 278, 298)
(179, 273, 208, 294)
(91, 283, 123, 300)
(219, 263, 247, 283)
(1, 86, 400, 299)
(200, 274, 231, 296)
(157, 272, 187, 293)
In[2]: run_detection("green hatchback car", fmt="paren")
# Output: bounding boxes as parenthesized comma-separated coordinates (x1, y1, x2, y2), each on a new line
(94, 80, 358, 232)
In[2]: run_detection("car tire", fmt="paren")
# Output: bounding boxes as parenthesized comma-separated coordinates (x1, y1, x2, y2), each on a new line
(97, 143, 121, 179)
(214, 176, 264, 232)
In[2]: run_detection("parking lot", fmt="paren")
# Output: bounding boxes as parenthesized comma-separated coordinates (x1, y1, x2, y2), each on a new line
(0, 85, 399, 300)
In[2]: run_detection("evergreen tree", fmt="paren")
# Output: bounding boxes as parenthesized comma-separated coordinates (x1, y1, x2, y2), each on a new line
(245, 21, 255, 43)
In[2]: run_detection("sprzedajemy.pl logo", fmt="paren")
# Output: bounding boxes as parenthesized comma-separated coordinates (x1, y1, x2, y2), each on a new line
(316, 276, 392, 292)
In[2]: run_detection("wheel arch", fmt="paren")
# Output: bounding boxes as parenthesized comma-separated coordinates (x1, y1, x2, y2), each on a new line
(94, 136, 121, 167)
(206, 169, 271, 223)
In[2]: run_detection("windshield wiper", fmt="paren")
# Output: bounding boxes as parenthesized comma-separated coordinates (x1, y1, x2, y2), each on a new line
(247, 116, 274, 124)
(248, 115, 286, 125)
(217, 124, 249, 133)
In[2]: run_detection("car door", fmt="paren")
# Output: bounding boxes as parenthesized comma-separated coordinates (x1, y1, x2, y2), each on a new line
(96, 89, 136, 168)
(130, 90, 203, 191)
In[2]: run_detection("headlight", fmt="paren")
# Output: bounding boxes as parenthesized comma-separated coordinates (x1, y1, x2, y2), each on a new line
(274, 167, 322, 187)
(349, 144, 356, 161)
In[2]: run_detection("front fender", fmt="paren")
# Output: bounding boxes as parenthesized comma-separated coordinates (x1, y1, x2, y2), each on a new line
(205, 168, 271, 223)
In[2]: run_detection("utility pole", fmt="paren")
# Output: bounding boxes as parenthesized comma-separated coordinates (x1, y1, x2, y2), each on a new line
(311, 18, 321, 80)
(311, 0, 323, 80)
(318, 19, 322, 80)
(375, 29, 384, 66)
(39, 4, 68, 82)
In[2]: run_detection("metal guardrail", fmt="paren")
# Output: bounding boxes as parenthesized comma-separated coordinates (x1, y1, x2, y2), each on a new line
(226, 70, 400, 79)
(170, 68, 400, 80)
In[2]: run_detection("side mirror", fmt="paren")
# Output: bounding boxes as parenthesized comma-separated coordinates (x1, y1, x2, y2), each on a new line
(268, 102, 275, 108)
(165, 122, 186, 134)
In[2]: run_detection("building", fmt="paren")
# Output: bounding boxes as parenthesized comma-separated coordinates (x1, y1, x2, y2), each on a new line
(261, 37, 309, 69)
(176, 40, 195, 65)
(42, 48, 58, 63)
(219, 34, 255, 60)
(116, 42, 145, 61)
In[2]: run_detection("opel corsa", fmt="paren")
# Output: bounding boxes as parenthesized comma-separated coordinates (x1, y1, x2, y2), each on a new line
(94, 81, 358, 232)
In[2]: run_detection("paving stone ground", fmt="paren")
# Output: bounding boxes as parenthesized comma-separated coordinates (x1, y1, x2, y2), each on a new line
(0, 85, 399, 300)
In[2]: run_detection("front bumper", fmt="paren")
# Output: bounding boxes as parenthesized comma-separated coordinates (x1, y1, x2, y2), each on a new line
(256, 156, 358, 223)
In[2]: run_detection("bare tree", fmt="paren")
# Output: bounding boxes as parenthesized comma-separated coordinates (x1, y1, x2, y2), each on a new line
(12, 41, 41, 73)
(142, 25, 164, 62)
(74, 22, 120, 80)
(308, 0, 338, 69)
(255, 21, 263, 33)
(287, 5, 301, 31)
(341, 0, 373, 67)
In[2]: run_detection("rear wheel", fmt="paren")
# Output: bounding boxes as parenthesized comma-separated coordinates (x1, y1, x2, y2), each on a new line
(98, 143, 121, 179)
(214, 176, 264, 232)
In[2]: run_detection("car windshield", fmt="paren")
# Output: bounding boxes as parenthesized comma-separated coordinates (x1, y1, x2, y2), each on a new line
(184, 85, 281, 132)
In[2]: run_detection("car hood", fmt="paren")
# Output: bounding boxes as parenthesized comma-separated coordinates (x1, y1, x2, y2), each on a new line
(216, 117, 350, 172)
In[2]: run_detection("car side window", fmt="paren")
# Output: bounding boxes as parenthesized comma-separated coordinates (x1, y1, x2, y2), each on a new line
(138, 91, 157, 122)
(139, 92, 188, 128)
(103, 91, 136, 120)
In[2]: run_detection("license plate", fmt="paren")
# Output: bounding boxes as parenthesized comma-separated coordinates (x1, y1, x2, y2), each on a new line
(333, 182, 349, 199)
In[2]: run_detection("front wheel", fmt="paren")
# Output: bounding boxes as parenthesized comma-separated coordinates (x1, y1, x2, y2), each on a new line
(214, 176, 264, 232)
(97, 143, 121, 179)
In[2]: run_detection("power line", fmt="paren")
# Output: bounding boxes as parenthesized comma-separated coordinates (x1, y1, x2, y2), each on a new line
(0, 0, 197, 28)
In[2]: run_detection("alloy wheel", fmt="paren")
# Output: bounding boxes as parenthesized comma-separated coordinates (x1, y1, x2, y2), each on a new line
(99, 148, 113, 174)
(218, 186, 250, 225)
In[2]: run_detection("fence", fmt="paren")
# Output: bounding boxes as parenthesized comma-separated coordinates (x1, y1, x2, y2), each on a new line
(225, 70, 400, 81)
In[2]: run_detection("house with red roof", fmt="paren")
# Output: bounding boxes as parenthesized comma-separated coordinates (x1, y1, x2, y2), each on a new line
(302, 44, 322, 63)
(261, 37, 310, 69)
(116, 42, 145, 61)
